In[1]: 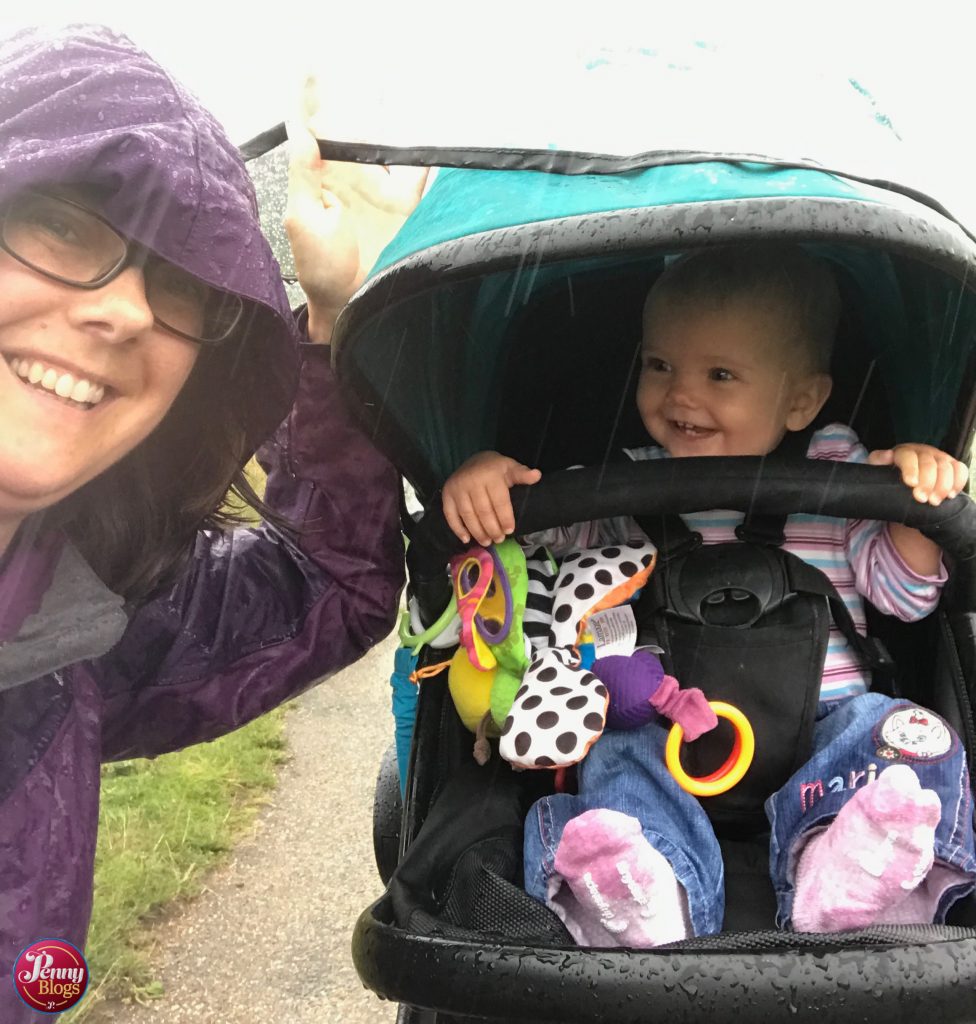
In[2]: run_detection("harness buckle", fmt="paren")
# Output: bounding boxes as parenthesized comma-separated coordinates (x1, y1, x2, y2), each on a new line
(664, 543, 793, 628)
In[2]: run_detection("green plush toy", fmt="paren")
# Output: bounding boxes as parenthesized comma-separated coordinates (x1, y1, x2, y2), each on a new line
(487, 538, 531, 726)
(447, 538, 531, 746)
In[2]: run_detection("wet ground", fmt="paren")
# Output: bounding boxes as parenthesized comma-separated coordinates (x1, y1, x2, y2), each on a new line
(90, 634, 399, 1024)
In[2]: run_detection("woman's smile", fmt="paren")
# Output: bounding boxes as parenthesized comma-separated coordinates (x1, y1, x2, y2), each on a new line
(0, 253, 198, 530)
(4, 353, 109, 408)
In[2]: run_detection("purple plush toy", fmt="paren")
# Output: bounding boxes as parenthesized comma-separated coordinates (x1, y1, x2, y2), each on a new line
(592, 649, 717, 741)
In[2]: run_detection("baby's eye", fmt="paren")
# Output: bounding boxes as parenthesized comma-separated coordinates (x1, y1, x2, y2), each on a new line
(709, 367, 736, 382)
(642, 355, 670, 373)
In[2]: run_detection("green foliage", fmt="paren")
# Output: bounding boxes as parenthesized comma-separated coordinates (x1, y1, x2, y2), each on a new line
(62, 708, 287, 1021)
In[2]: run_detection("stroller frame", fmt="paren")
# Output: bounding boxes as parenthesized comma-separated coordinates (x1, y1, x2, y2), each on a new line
(334, 150, 976, 1022)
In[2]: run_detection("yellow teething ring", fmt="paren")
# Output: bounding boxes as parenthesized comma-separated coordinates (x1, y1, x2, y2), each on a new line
(665, 701, 755, 798)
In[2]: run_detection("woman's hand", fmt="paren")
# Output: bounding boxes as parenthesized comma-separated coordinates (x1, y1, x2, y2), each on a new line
(442, 451, 542, 546)
(284, 97, 428, 343)
(867, 444, 968, 505)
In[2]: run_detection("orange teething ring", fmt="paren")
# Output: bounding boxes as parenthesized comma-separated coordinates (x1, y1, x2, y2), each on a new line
(665, 701, 755, 797)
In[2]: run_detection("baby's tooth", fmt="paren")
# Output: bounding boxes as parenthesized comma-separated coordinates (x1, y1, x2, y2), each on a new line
(55, 373, 75, 398)
(71, 379, 91, 403)
(28, 362, 44, 384)
(15, 361, 29, 378)
(89, 384, 104, 404)
(41, 368, 58, 390)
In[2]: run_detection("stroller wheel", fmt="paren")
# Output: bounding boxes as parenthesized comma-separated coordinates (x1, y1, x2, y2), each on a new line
(395, 1008, 437, 1023)
(373, 742, 403, 884)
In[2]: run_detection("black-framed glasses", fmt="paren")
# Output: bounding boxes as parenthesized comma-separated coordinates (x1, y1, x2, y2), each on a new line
(0, 190, 244, 345)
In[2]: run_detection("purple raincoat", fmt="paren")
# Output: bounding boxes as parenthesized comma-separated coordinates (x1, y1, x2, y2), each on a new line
(0, 26, 404, 1019)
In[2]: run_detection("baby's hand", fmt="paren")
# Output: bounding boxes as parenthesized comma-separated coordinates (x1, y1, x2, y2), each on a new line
(442, 451, 542, 546)
(868, 444, 969, 505)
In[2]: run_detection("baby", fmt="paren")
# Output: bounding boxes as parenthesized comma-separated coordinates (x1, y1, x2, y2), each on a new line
(442, 244, 976, 943)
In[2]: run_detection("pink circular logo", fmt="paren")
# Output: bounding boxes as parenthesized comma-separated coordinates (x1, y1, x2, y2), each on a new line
(13, 939, 89, 1013)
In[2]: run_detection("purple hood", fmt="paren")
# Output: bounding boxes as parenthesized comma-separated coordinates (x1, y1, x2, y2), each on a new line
(0, 23, 299, 444)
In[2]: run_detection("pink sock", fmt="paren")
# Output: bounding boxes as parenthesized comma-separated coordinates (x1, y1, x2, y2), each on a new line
(792, 764, 942, 932)
(549, 808, 691, 947)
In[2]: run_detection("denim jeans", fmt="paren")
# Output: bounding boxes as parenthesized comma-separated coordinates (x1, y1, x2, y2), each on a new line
(524, 693, 976, 936)
(523, 720, 726, 937)
(767, 691, 976, 926)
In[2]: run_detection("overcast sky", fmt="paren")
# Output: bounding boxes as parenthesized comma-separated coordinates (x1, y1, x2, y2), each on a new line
(1, 2, 972, 138)
(2, 1, 975, 218)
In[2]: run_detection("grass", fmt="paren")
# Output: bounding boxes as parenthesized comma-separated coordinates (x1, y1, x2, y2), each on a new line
(60, 458, 285, 1020)
(61, 707, 288, 1021)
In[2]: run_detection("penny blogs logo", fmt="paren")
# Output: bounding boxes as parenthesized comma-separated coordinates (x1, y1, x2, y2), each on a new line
(12, 939, 89, 1013)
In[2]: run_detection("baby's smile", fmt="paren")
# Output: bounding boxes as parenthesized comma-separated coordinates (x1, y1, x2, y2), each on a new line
(670, 420, 716, 438)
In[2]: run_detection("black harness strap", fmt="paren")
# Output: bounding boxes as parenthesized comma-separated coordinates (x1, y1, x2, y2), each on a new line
(634, 427, 894, 680)
(784, 555, 895, 676)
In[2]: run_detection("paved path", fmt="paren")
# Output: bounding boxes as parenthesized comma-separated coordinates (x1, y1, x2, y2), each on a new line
(91, 634, 400, 1023)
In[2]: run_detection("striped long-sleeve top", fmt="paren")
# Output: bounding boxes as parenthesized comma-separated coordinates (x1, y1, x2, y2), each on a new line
(523, 424, 947, 702)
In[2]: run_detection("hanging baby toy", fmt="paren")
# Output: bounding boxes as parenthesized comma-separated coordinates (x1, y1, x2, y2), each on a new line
(446, 536, 754, 793)
(447, 538, 532, 762)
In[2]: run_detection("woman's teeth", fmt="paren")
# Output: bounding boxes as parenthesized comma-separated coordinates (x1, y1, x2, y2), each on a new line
(6, 356, 106, 406)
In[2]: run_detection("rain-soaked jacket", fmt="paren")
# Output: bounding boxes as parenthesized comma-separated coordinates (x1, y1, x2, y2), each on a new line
(0, 26, 404, 1017)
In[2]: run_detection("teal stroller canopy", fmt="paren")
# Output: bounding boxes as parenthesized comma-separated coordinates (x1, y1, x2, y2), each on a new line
(326, 46, 976, 501)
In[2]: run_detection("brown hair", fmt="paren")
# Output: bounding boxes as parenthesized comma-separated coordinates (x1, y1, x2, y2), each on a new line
(57, 306, 295, 602)
(644, 243, 841, 373)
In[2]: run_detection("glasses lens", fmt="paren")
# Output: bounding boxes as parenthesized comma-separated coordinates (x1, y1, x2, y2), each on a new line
(146, 260, 244, 344)
(2, 193, 126, 283)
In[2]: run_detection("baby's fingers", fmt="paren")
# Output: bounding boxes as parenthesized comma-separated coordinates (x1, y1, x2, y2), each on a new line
(910, 450, 965, 504)
(866, 449, 894, 467)
(446, 488, 501, 548)
(913, 450, 943, 502)
(470, 486, 509, 546)
(952, 460, 969, 498)
(890, 447, 926, 499)
(926, 455, 969, 504)
(504, 462, 543, 487)
(485, 477, 519, 539)
(442, 491, 471, 545)
(929, 455, 958, 504)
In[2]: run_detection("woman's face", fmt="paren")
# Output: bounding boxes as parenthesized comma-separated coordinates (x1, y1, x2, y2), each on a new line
(0, 246, 199, 549)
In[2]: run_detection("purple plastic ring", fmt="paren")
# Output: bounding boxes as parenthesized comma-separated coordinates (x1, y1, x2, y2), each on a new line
(475, 547, 513, 644)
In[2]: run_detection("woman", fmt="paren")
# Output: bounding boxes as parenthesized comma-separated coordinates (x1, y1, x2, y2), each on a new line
(0, 24, 418, 1016)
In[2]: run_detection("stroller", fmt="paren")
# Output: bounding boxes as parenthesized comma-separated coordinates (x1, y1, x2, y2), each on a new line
(323, 47, 976, 1023)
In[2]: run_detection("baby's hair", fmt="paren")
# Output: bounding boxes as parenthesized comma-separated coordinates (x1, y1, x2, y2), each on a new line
(644, 243, 841, 374)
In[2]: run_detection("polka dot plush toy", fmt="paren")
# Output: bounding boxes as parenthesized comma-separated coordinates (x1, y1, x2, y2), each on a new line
(499, 540, 656, 770)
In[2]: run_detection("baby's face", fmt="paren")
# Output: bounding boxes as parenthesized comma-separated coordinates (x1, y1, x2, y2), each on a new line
(636, 299, 829, 458)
